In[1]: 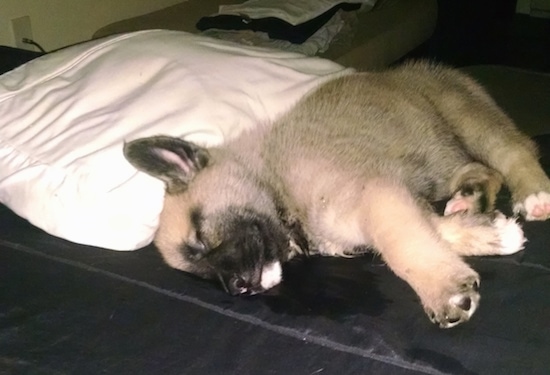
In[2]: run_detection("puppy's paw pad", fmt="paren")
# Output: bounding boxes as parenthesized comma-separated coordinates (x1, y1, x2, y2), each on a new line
(515, 192, 550, 221)
(426, 276, 480, 329)
(492, 214, 526, 255)
(444, 193, 476, 216)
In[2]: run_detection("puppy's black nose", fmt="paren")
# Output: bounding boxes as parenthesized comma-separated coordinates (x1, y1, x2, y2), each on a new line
(230, 276, 245, 294)
(227, 275, 263, 296)
(228, 275, 249, 295)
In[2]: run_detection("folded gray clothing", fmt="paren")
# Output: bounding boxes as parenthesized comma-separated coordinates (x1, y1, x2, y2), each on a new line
(196, 2, 362, 44)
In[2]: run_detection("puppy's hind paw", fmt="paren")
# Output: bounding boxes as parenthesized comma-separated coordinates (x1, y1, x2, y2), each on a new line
(444, 193, 474, 216)
(444, 188, 484, 216)
(514, 191, 550, 221)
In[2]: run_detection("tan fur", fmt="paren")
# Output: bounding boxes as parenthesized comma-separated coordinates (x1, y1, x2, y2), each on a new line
(155, 193, 194, 271)
(126, 61, 550, 328)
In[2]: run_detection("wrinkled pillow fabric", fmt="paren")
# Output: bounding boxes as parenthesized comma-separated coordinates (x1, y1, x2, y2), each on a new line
(0, 30, 352, 250)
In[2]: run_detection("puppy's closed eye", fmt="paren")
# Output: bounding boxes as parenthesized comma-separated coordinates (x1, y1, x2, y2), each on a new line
(184, 237, 208, 260)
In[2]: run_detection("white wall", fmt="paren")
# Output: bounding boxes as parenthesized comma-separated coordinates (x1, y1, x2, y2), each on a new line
(0, 0, 186, 51)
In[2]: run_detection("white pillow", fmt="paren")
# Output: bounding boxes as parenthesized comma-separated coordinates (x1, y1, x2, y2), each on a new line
(0, 30, 352, 250)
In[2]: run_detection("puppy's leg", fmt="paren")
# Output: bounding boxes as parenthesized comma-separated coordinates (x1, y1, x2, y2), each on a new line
(430, 73, 550, 220)
(358, 179, 480, 328)
(445, 162, 504, 215)
(433, 212, 525, 256)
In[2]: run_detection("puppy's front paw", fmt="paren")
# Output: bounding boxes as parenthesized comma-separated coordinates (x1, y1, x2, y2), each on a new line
(424, 274, 480, 329)
(514, 191, 550, 221)
(492, 213, 526, 255)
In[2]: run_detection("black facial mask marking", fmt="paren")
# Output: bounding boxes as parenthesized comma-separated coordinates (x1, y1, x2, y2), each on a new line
(181, 207, 289, 295)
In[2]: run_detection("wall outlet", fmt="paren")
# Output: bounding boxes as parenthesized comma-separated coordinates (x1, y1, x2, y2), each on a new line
(11, 16, 35, 51)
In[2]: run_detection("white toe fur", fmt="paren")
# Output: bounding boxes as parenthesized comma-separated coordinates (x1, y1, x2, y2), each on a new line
(493, 215, 526, 255)
(514, 191, 550, 221)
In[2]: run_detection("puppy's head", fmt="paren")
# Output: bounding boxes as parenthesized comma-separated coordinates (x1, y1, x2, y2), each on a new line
(124, 136, 289, 295)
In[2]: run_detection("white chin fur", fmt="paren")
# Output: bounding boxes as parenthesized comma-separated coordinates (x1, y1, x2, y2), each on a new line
(261, 261, 282, 290)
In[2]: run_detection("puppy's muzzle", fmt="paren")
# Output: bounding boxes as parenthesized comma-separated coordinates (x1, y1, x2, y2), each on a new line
(225, 274, 263, 296)
(221, 261, 283, 296)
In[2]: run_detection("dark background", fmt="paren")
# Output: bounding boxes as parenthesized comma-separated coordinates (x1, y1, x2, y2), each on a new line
(408, 0, 550, 72)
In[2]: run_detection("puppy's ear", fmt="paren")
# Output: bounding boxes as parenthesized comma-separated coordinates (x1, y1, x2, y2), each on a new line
(123, 136, 210, 193)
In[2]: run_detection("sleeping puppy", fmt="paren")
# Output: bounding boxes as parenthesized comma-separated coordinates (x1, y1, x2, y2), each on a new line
(124, 61, 550, 328)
